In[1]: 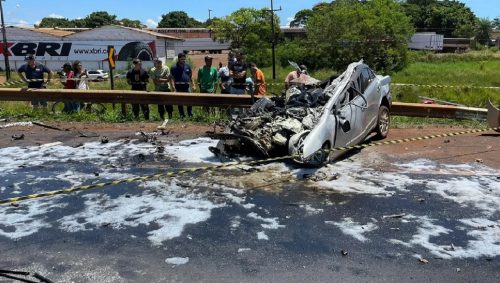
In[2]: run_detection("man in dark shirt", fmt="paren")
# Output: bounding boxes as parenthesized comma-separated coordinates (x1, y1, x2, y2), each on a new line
(229, 51, 248, 95)
(170, 53, 196, 118)
(17, 54, 52, 108)
(127, 58, 150, 120)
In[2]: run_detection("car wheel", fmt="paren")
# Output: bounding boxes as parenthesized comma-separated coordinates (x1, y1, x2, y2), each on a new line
(309, 142, 330, 167)
(375, 105, 390, 139)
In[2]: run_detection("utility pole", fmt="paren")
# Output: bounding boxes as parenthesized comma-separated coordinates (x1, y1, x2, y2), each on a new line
(0, 0, 11, 80)
(265, 0, 281, 80)
(208, 9, 212, 37)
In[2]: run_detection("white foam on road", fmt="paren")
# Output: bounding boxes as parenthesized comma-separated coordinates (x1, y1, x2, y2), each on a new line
(257, 231, 269, 240)
(426, 177, 500, 215)
(165, 257, 189, 265)
(300, 204, 324, 215)
(325, 218, 378, 242)
(247, 212, 285, 229)
(388, 215, 500, 259)
(0, 199, 67, 239)
(58, 180, 223, 246)
(0, 140, 155, 173)
(164, 137, 220, 164)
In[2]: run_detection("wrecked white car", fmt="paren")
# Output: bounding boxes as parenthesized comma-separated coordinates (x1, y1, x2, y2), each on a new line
(209, 61, 392, 166)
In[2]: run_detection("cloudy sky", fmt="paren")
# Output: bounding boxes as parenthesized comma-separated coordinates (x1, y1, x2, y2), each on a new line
(2, 0, 498, 28)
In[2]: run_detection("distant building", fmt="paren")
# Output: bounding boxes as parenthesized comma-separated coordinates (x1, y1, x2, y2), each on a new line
(0, 25, 184, 71)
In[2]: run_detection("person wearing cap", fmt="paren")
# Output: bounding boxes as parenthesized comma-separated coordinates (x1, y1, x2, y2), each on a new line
(170, 53, 196, 118)
(127, 58, 150, 120)
(249, 62, 266, 96)
(285, 64, 309, 90)
(17, 54, 52, 108)
(60, 63, 79, 113)
(149, 58, 173, 120)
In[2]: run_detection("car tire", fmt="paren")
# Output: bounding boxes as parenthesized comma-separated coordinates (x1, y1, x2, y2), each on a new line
(374, 105, 390, 139)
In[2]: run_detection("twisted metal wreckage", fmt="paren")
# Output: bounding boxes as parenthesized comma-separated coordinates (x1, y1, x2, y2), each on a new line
(209, 61, 393, 166)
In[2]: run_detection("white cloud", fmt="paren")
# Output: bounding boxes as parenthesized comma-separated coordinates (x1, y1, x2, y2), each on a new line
(48, 13, 64, 19)
(286, 16, 294, 26)
(145, 19, 158, 28)
(34, 20, 41, 26)
(15, 20, 31, 28)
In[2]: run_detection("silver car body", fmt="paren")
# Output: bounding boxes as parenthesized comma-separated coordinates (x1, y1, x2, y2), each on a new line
(296, 61, 391, 161)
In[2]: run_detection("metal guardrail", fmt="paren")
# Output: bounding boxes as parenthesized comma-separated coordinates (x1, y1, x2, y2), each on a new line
(0, 88, 498, 127)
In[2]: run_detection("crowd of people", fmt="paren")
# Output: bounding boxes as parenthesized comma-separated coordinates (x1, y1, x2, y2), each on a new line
(16, 51, 310, 120)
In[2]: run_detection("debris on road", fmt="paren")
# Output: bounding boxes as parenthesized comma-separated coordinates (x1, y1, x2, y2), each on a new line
(382, 213, 406, 219)
(11, 133, 24, 140)
(419, 257, 429, 264)
(101, 136, 109, 144)
(341, 250, 348, 256)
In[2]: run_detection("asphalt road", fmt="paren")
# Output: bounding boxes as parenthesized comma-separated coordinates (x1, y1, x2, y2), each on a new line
(0, 127, 499, 283)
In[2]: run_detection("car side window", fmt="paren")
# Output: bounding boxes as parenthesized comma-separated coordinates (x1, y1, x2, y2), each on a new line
(360, 68, 372, 93)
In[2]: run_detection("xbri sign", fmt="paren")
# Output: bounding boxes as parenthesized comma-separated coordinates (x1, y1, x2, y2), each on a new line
(0, 41, 156, 61)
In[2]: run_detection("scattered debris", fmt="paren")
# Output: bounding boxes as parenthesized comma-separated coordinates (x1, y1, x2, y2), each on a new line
(443, 243, 455, 251)
(417, 198, 425, 203)
(32, 121, 65, 131)
(157, 119, 169, 130)
(0, 121, 33, 129)
(443, 139, 450, 143)
(11, 134, 24, 140)
(10, 202, 19, 208)
(456, 268, 461, 273)
(341, 250, 348, 256)
(100, 136, 109, 144)
(383, 213, 406, 219)
(475, 158, 484, 163)
(419, 257, 429, 264)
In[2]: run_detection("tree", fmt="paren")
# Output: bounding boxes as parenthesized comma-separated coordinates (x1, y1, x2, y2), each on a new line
(492, 18, 500, 30)
(289, 9, 314, 27)
(209, 8, 280, 66)
(402, 0, 476, 37)
(119, 18, 146, 28)
(158, 11, 202, 28)
(307, 0, 414, 73)
(83, 11, 118, 28)
(38, 17, 73, 28)
(475, 18, 492, 45)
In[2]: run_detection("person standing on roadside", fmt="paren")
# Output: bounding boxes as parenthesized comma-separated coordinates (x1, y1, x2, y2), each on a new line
(218, 62, 231, 94)
(198, 55, 218, 94)
(60, 62, 79, 113)
(170, 53, 196, 118)
(127, 58, 150, 120)
(150, 58, 173, 120)
(73, 60, 90, 111)
(249, 62, 266, 96)
(229, 51, 248, 95)
(17, 54, 52, 108)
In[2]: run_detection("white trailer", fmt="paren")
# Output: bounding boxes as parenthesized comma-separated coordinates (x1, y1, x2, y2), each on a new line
(409, 32, 444, 51)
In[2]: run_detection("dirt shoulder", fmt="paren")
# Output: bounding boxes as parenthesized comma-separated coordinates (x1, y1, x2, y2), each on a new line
(0, 121, 498, 169)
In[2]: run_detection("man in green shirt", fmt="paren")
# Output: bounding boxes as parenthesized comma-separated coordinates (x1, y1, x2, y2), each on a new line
(198, 55, 218, 94)
(150, 58, 172, 120)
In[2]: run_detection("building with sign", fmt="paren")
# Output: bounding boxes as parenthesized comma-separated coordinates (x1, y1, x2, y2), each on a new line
(0, 25, 184, 72)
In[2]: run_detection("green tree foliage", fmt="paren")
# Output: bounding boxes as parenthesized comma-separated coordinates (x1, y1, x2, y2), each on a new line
(209, 8, 280, 66)
(402, 0, 476, 37)
(38, 11, 144, 28)
(83, 11, 117, 28)
(158, 11, 202, 28)
(307, 0, 414, 73)
(289, 9, 314, 27)
(475, 18, 492, 45)
(492, 18, 500, 30)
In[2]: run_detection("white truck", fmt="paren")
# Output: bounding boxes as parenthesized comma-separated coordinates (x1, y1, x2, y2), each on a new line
(409, 32, 444, 51)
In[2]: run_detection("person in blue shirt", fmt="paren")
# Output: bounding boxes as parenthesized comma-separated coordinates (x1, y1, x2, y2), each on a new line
(17, 54, 52, 108)
(170, 53, 196, 118)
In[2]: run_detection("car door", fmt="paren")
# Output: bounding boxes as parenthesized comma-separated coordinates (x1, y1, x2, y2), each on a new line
(333, 88, 357, 147)
(360, 67, 379, 132)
